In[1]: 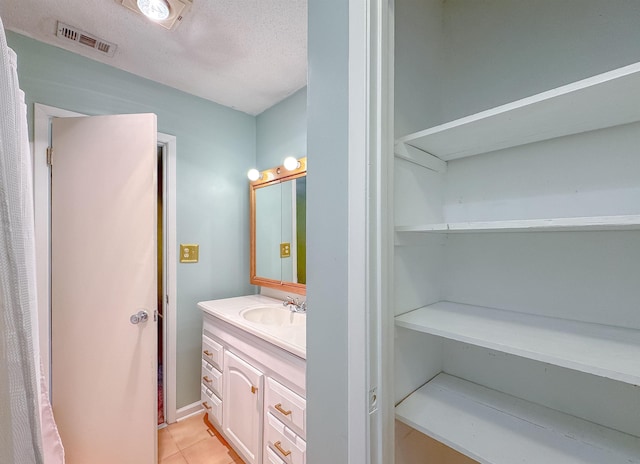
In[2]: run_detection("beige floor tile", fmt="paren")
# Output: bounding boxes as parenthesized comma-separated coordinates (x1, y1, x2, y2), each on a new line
(168, 413, 213, 450)
(161, 452, 189, 464)
(206, 426, 243, 463)
(395, 419, 477, 464)
(159, 427, 181, 460)
(207, 424, 232, 449)
(228, 448, 243, 463)
(181, 437, 237, 464)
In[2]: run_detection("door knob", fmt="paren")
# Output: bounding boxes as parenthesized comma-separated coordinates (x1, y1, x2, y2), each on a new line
(130, 310, 149, 325)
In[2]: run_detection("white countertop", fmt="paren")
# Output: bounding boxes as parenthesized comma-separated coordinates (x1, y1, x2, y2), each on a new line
(198, 294, 306, 359)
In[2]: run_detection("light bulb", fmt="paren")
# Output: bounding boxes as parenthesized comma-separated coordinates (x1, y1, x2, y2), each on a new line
(283, 156, 299, 171)
(137, 0, 171, 20)
(247, 168, 260, 181)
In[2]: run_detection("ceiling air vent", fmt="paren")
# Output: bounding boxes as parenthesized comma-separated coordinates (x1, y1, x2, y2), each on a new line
(117, 0, 192, 30)
(56, 22, 117, 57)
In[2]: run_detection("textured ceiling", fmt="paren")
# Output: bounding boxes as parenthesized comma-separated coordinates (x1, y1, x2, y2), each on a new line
(0, 0, 307, 115)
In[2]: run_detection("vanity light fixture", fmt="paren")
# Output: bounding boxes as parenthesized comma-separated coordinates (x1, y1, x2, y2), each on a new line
(247, 168, 261, 181)
(136, 0, 171, 20)
(283, 156, 301, 171)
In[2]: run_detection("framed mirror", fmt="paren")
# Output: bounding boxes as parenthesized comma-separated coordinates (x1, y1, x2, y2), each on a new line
(250, 157, 306, 295)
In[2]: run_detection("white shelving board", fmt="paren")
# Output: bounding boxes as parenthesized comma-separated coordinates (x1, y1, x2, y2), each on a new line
(396, 62, 640, 161)
(395, 215, 640, 235)
(396, 374, 640, 464)
(395, 301, 640, 385)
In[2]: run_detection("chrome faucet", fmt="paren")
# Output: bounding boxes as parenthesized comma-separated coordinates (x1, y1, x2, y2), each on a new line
(283, 296, 306, 313)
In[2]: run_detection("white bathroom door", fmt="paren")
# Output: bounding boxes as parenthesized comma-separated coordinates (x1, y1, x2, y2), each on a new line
(50, 114, 158, 464)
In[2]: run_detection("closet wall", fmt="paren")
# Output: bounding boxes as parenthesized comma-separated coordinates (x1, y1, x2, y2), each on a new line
(392, 1, 640, 462)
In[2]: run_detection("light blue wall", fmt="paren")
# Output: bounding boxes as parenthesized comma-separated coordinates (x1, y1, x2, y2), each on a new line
(6, 31, 256, 409)
(441, 0, 640, 122)
(395, 0, 444, 138)
(306, 0, 350, 461)
(256, 87, 307, 170)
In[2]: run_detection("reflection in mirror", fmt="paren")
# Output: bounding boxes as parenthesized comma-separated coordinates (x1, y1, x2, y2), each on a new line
(250, 158, 306, 295)
(280, 177, 306, 285)
(255, 183, 282, 281)
(294, 177, 306, 284)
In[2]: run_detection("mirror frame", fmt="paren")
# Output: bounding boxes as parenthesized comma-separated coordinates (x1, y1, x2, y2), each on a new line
(250, 157, 307, 295)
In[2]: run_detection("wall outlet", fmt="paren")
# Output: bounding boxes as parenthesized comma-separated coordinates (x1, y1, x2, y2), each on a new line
(280, 242, 291, 258)
(180, 244, 199, 263)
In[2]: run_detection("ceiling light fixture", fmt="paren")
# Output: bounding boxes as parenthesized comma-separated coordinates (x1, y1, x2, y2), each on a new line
(137, 0, 171, 20)
(118, 0, 192, 30)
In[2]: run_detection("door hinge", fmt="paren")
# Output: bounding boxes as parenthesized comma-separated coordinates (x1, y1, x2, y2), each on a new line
(46, 147, 53, 166)
(166, 294, 169, 304)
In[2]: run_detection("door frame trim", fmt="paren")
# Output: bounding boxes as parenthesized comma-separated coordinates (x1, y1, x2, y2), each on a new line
(346, 0, 394, 462)
(158, 130, 178, 424)
(33, 103, 179, 424)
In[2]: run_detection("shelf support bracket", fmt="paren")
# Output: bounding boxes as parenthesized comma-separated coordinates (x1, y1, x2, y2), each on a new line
(394, 142, 447, 173)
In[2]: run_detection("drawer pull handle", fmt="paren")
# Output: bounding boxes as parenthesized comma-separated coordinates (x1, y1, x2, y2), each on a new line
(251, 385, 258, 394)
(274, 441, 291, 457)
(202, 401, 212, 410)
(274, 403, 292, 416)
(203, 376, 211, 384)
(203, 350, 212, 356)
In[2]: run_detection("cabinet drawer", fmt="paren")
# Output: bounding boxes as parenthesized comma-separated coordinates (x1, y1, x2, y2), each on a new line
(266, 447, 287, 464)
(202, 359, 223, 397)
(265, 413, 306, 464)
(202, 335, 223, 370)
(201, 384, 222, 427)
(266, 378, 306, 437)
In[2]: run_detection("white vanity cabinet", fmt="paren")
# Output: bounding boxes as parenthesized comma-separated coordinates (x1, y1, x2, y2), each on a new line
(388, 2, 640, 463)
(263, 378, 306, 464)
(199, 296, 306, 464)
(264, 412, 306, 464)
(200, 335, 223, 427)
(224, 351, 264, 464)
(264, 378, 305, 437)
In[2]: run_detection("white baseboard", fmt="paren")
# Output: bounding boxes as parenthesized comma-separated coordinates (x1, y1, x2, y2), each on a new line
(174, 401, 203, 422)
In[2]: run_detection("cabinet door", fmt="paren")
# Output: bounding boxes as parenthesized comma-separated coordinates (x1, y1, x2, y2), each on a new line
(223, 351, 264, 464)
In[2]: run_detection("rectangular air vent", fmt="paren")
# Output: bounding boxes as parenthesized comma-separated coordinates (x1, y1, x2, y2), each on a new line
(56, 22, 117, 57)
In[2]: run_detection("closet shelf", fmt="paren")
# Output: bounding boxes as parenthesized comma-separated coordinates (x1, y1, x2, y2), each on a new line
(395, 301, 640, 385)
(396, 62, 640, 161)
(396, 373, 640, 464)
(395, 214, 640, 235)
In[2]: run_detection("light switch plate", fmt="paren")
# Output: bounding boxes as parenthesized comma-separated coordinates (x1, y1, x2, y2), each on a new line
(180, 244, 199, 263)
(280, 242, 291, 258)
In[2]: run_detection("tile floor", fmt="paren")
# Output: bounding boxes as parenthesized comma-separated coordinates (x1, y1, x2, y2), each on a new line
(395, 420, 477, 464)
(159, 413, 244, 464)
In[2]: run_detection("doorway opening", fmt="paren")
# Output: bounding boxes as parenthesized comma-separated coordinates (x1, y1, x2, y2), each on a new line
(157, 144, 165, 425)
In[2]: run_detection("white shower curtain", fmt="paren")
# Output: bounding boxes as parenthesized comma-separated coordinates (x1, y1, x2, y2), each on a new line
(0, 17, 64, 464)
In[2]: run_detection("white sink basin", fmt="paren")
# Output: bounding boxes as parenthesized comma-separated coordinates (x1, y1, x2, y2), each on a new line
(241, 305, 306, 327)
